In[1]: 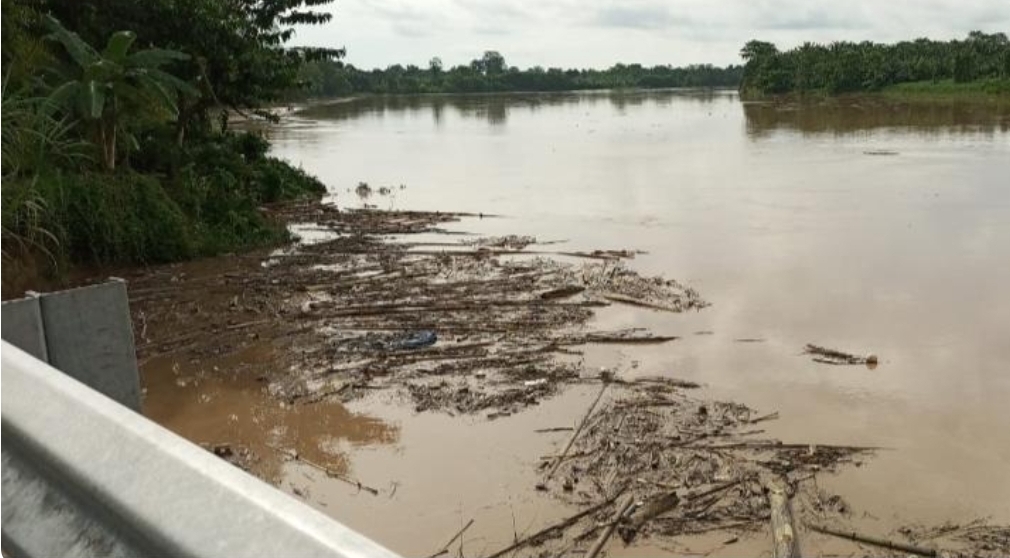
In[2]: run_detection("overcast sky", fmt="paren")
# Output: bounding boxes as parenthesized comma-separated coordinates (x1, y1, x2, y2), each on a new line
(290, 0, 1010, 70)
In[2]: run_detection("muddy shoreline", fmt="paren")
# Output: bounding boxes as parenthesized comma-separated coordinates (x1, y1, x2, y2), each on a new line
(126, 200, 1006, 557)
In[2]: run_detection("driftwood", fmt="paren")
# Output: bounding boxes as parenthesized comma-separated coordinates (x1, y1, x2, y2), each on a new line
(600, 292, 681, 312)
(540, 285, 586, 300)
(269, 446, 381, 496)
(749, 411, 780, 424)
(684, 441, 880, 452)
(224, 318, 271, 331)
(619, 478, 747, 544)
(556, 250, 633, 261)
(619, 492, 679, 543)
(808, 523, 938, 557)
(537, 383, 608, 490)
(586, 495, 636, 558)
(426, 518, 474, 558)
(805, 343, 877, 366)
(484, 487, 627, 558)
(763, 476, 800, 558)
(318, 298, 606, 319)
(582, 333, 679, 345)
(539, 450, 593, 462)
(619, 376, 700, 389)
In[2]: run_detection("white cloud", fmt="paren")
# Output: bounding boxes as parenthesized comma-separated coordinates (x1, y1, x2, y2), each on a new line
(290, 0, 1010, 69)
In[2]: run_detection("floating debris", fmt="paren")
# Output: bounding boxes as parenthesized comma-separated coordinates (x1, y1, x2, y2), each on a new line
(124, 199, 1003, 556)
(130, 201, 708, 414)
(805, 344, 878, 366)
(487, 379, 875, 556)
(895, 519, 1010, 558)
(204, 443, 258, 472)
(470, 235, 537, 250)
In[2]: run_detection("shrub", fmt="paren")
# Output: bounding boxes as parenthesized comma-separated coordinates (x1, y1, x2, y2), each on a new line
(4, 129, 327, 272)
(37, 171, 196, 264)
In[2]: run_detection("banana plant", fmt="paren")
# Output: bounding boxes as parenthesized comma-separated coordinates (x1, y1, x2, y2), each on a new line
(44, 16, 198, 171)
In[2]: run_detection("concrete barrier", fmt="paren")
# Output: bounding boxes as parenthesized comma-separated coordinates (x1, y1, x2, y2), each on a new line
(0, 293, 48, 361)
(1, 279, 140, 410)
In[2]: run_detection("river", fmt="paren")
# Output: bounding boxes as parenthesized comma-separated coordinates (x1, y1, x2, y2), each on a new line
(147, 89, 1010, 556)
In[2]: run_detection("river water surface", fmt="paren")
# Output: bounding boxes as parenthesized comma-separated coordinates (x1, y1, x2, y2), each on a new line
(150, 90, 1010, 556)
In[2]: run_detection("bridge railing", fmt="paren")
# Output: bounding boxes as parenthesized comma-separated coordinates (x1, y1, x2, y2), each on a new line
(1, 341, 401, 558)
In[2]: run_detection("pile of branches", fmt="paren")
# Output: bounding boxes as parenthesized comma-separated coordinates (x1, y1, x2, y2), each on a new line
(490, 379, 875, 556)
(129, 203, 707, 415)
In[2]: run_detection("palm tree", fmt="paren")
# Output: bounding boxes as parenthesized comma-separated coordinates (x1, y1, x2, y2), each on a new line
(45, 16, 198, 171)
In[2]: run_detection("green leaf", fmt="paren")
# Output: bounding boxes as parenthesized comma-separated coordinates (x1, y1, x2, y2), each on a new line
(128, 48, 190, 69)
(103, 31, 137, 63)
(145, 68, 201, 98)
(123, 130, 141, 152)
(88, 59, 125, 82)
(44, 16, 99, 70)
(45, 81, 81, 117)
(136, 75, 179, 117)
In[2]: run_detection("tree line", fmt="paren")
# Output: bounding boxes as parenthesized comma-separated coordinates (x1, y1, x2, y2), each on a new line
(740, 31, 1010, 95)
(3, 0, 1006, 288)
(296, 51, 743, 97)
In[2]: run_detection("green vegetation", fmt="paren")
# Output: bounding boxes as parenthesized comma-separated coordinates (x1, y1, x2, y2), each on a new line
(296, 51, 743, 97)
(1, 0, 337, 278)
(3, 0, 1006, 287)
(740, 32, 1010, 96)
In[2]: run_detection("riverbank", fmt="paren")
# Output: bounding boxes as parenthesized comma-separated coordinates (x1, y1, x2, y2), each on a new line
(1, 131, 326, 300)
(740, 78, 1010, 103)
(881, 79, 1010, 101)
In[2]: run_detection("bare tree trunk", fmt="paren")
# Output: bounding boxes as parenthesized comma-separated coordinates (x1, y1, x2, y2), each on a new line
(108, 123, 116, 171)
(98, 124, 113, 172)
(98, 113, 117, 172)
(176, 99, 188, 147)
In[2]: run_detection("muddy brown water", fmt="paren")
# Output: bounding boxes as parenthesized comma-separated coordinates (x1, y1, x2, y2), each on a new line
(146, 90, 1010, 556)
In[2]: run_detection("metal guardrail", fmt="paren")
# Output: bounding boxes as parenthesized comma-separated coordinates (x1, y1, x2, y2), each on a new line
(1, 341, 401, 558)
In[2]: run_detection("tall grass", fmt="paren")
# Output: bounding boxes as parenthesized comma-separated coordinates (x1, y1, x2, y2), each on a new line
(1, 82, 91, 266)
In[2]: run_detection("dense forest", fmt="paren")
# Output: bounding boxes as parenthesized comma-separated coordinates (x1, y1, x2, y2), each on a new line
(296, 52, 743, 97)
(740, 31, 1010, 95)
(1, 0, 340, 281)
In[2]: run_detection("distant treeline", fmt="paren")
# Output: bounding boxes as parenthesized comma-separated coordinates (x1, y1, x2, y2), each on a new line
(296, 51, 743, 97)
(740, 31, 1010, 95)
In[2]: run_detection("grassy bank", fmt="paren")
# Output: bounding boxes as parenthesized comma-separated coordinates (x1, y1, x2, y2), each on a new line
(2, 130, 325, 291)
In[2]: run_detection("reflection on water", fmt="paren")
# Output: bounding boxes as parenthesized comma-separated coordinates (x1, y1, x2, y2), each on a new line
(288, 89, 1010, 139)
(142, 343, 400, 483)
(744, 97, 1010, 138)
(296, 88, 726, 127)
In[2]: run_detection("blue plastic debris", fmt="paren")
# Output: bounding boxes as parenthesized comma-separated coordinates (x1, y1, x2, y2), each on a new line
(388, 330, 437, 350)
